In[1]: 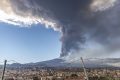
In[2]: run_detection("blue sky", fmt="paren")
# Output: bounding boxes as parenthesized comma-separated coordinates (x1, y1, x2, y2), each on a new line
(0, 23, 61, 63)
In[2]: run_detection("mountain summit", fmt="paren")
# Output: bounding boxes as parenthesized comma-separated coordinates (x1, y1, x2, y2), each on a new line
(9, 58, 120, 68)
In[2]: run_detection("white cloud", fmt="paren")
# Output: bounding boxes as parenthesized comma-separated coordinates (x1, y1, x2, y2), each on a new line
(0, 0, 59, 31)
(91, 0, 117, 11)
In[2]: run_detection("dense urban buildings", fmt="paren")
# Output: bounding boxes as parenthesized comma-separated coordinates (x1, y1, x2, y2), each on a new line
(0, 67, 119, 80)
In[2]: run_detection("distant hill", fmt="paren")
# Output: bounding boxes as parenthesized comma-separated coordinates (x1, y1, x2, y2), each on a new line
(7, 58, 120, 69)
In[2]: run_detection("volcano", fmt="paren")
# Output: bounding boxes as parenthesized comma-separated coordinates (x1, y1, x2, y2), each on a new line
(8, 58, 120, 68)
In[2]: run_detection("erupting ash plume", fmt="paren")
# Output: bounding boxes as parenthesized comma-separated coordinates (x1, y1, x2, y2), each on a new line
(0, 0, 120, 58)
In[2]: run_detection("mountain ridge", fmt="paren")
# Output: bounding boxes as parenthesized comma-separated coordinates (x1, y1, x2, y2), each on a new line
(7, 58, 120, 68)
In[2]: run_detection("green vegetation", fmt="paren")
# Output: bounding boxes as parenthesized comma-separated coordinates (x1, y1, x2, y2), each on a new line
(89, 76, 120, 80)
(33, 76, 39, 80)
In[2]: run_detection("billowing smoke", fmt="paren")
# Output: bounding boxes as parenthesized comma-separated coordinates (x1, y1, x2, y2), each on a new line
(0, 0, 120, 58)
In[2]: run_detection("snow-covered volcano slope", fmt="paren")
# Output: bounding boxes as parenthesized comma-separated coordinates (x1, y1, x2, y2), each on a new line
(9, 58, 120, 68)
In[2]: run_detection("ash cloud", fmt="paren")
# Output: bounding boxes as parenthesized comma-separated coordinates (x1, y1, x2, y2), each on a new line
(0, 0, 120, 58)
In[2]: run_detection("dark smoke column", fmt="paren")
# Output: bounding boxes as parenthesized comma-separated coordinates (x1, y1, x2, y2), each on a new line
(9, 0, 91, 57)
(60, 25, 85, 57)
(7, 0, 120, 58)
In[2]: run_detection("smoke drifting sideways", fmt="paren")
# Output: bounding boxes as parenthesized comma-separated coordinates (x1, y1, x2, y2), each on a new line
(0, 0, 120, 58)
